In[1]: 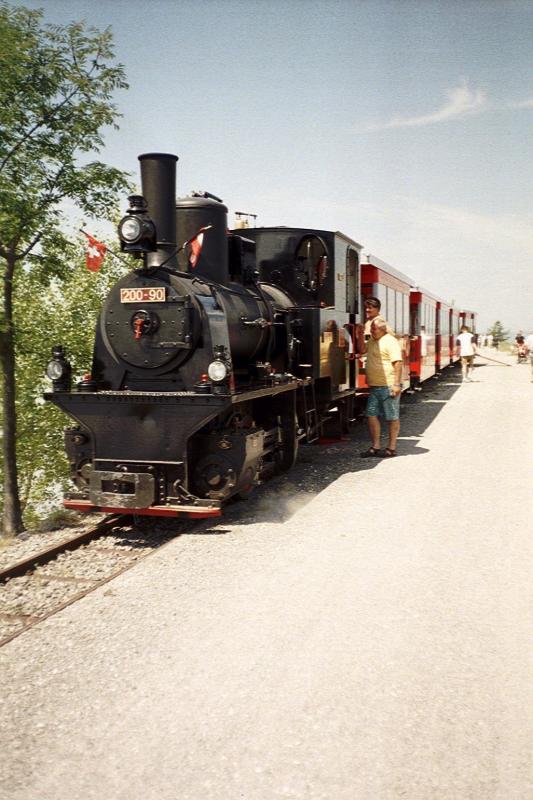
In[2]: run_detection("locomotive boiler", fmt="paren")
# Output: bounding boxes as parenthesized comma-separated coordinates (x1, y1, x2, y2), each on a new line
(45, 153, 360, 517)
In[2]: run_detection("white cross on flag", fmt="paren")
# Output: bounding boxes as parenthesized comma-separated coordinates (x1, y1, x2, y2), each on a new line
(85, 234, 107, 272)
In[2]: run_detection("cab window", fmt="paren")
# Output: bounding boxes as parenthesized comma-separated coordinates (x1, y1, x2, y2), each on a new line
(294, 235, 329, 302)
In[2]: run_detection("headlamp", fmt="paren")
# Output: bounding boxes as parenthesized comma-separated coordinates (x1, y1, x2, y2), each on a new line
(45, 345, 72, 391)
(46, 360, 65, 381)
(207, 360, 228, 382)
(119, 216, 142, 243)
(118, 195, 157, 255)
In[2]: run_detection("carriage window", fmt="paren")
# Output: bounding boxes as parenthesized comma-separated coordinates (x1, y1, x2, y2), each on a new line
(374, 284, 387, 316)
(395, 291, 402, 333)
(386, 287, 394, 328)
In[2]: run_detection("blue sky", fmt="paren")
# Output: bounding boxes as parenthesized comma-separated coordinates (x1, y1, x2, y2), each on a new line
(14, 0, 533, 332)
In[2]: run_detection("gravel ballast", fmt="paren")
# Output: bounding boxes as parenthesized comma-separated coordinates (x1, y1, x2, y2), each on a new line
(0, 354, 531, 800)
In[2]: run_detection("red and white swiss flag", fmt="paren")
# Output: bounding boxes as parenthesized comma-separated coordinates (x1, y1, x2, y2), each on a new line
(85, 234, 107, 272)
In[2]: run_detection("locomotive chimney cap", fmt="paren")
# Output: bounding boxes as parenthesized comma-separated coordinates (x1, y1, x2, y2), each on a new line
(138, 152, 179, 162)
(127, 195, 147, 212)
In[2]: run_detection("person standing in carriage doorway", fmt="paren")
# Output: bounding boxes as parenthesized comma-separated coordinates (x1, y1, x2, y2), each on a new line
(356, 317, 403, 458)
(457, 325, 477, 381)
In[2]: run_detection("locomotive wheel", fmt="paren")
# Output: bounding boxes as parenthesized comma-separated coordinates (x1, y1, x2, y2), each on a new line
(193, 454, 236, 501)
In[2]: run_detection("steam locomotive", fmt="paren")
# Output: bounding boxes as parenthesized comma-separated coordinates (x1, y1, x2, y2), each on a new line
(45, 153, 362, 518)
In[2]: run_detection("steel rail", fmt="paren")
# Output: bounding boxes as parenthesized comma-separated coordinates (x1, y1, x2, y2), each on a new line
(0, 515, 126, 585)
(0, 515, 141, 648)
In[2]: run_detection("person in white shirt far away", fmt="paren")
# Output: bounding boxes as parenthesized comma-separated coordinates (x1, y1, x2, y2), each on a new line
(456, 325, 477, 382)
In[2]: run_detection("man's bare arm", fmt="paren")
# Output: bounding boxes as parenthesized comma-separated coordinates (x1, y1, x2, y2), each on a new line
(391, 360, 402, 396)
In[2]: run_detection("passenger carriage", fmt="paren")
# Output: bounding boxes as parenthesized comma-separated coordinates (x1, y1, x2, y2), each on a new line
(436, 299, 452, 371)
(409, 287, 438, 387)
(450, 307, 461, 362)
(358, 255, 412, 392)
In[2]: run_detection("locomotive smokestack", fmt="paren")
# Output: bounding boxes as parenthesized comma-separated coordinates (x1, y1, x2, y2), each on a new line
(139, 153, 178, 269)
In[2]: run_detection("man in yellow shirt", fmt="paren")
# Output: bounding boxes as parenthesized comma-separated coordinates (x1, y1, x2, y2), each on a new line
(357, 318, 402, 458)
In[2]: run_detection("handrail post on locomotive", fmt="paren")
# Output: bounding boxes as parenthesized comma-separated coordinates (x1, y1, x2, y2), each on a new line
(117, 153, 179, 272)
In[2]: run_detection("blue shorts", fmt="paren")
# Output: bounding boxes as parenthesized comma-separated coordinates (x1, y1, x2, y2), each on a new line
(366, 386, 401, 421)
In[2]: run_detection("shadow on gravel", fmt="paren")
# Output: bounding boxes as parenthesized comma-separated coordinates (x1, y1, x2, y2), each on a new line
(220, 364, 464, 525)
(105, 525, 188, 547)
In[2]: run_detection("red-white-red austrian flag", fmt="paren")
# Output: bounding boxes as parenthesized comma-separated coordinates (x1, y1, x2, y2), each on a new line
(187, 225, 212, 268)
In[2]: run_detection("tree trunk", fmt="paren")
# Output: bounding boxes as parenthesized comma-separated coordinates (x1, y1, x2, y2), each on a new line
(1, 253, 24, 536)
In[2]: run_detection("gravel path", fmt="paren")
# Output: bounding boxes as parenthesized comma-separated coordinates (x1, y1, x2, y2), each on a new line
(0, 354, 531, 800)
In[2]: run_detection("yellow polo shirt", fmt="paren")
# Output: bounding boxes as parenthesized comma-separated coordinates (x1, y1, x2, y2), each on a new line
(366, 334, 402, 386)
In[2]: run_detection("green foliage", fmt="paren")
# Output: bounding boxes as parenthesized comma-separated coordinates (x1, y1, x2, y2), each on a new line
(487, 320, 509, 345)
(0, 2, 130, 534)
(11, 241, 127, 520)
(0, 2, 129, 259)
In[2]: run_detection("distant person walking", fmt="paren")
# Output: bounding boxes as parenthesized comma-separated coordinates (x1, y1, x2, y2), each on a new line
(357, 317, 402, 458)
(525, 331, 533, 382)
(457, 325, 477, 381)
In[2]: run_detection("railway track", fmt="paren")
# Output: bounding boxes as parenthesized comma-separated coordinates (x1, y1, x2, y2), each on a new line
(0, 515, 185, 647)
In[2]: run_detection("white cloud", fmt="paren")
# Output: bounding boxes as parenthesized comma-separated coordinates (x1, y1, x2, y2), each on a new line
(359, 84, 533, 132)
(361, 81, 488, 131)
(511, 97, 533, 109)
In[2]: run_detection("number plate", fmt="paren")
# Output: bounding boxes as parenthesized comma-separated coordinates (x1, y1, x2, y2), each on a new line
(120, 287, 166, 303)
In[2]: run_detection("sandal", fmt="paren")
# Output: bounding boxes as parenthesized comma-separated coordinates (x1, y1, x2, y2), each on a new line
(379, 448, 396, 457)
(360, 447, 381, 458)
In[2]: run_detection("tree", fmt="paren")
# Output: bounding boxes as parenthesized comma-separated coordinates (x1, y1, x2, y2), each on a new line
(10, 241, 126, 525)
(0, 2, 129, 536)
(487, 321, 509, 347)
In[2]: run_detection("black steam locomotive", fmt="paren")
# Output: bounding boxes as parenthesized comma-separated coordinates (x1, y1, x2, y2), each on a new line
(45, 153, 361, 518)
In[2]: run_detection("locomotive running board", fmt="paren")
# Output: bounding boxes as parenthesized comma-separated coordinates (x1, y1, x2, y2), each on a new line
(63, 500, 221, 519)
